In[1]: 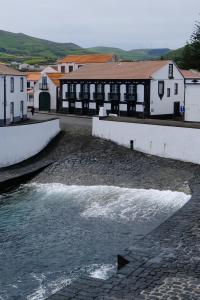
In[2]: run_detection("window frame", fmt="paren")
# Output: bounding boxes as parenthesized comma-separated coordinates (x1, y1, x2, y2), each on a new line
(174, 83, 178, 95)
(82, 83, 90, 93)
(111, 83, 119, 94)
(169, 64, 174, 79)
(158, 81, 165, 99)
(96, 83, 104, 94)
(167, 88, 171, 98)
(127, 84, 137, 95)
(61, 66, 65, 73)
(20, 77, 24, 92)
(69, 66, 74, 73)
(10, 77, 14, 93)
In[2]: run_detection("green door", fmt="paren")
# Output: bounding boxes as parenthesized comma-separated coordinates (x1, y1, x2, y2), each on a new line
(39, 92, 50, 111)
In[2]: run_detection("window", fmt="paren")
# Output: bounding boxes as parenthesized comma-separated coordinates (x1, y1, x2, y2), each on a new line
(27, 82, 31, 89)
(158, 81, 164, 99)
(111, 84, 119, 94)
(69, 66, 73, 73)
(10, 77, 14, 93)
(128, 84, 137, 94)
(20, 101, 24, 118)
(169, 64, 174, 79)
(20, 77, 24, 92)
(174, 83, 178, 95)
(42, 76, 47, 85)
(96, 83, 103, 93)
(69, 84, 76, 93)
(61, 66, 65, 73)
(82, 83, 89, 93)
(167, 88, 171, 97)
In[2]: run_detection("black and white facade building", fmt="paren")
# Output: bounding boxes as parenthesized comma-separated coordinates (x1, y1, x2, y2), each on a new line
(59, 61, 185, 118)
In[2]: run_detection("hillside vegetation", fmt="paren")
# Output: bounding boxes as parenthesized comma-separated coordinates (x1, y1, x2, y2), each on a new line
(87, 46, 171, 61)
(0, 30, 172, 64)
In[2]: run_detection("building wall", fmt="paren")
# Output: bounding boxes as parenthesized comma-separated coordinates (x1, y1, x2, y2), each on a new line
(185, 81, 200, 122)
(0, 119, 60, 167)
(34, 75, 57, 111)
(150, 62, 184, 116)
(0, 75, 27, 125)
(58, 63, 80, 73)
(93, 117, 200, 165)
(61, 81, 147, 116)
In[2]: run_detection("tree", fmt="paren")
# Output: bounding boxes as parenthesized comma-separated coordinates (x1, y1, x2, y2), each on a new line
(180, 42, 193, 69)
(189, 21, 200, 70)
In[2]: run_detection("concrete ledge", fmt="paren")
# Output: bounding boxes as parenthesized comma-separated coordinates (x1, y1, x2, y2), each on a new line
(0, 162, 52, 193)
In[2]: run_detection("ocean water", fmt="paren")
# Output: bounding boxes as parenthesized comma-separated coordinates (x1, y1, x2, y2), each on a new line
(0, 183, 190, 300)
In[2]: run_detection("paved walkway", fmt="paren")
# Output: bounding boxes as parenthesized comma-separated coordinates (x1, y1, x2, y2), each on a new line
(48, 184, 200, 300)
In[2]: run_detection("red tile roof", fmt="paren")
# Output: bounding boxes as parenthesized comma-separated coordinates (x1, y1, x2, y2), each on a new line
(47, 73, 64, 87)
(26, 72, 41, 81)
(61, 61, 172, 80)
(0, 63, 25, 76)
(58, 54, 115, 64)
(181, 69, 200, 79)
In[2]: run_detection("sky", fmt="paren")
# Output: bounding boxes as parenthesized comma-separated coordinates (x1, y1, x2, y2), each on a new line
(0, 0, 199, 50)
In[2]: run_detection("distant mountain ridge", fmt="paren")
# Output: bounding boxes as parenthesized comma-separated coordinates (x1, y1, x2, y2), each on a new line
(87, 46, 171, 61)
(0, 29, 172, 64)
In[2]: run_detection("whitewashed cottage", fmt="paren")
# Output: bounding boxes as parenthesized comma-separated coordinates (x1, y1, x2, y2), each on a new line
(0, 64, 27, 125)
(34, 66, 63, 112)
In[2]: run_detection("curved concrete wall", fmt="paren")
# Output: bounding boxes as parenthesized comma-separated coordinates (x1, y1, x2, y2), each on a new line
(0, 119, 60, 167)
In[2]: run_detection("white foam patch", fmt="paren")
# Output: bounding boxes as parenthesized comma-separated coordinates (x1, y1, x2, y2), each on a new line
(27, 273, 72, 300)
(26, 183, 191, 222)
(89, 264, 116, 280)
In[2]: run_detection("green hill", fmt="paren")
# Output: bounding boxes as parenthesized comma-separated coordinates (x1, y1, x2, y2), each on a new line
(0, 29, 171, 64)
(0, 30, 86, 64)
(87, 46, 171, 61)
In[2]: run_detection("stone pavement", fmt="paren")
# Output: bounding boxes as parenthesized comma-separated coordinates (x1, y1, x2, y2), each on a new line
(48, 184, 200, 299)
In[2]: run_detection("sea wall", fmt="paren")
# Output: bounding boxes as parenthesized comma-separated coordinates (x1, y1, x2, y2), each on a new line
(0, 119, 60, 167)
(92, 117, 200, 165)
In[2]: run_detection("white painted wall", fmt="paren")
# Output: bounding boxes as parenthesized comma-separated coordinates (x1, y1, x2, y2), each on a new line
(57, 63, 80, 73)
(93, 117, 200, 165)
(0, 75, 27, 124)
(34, 74, 57, 110)
(185, 83, 200, 122)
(150, 62, 184, 116)
(0, 119, 60, 167)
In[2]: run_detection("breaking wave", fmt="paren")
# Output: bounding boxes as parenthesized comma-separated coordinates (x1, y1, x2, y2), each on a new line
(0, 183, 191, 300)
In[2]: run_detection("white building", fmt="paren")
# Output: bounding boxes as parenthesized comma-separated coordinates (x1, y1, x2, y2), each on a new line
(26, 72, 41, 108)
(57, 54, 116, 74)
(0, 63, 27, 126)
(60, 60, 185, 117)
(34, 66, 63, 112)
(181, 70, 200, 122)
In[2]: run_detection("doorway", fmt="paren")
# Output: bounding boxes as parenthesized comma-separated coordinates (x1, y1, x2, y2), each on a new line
(174, 102, 180, 117)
